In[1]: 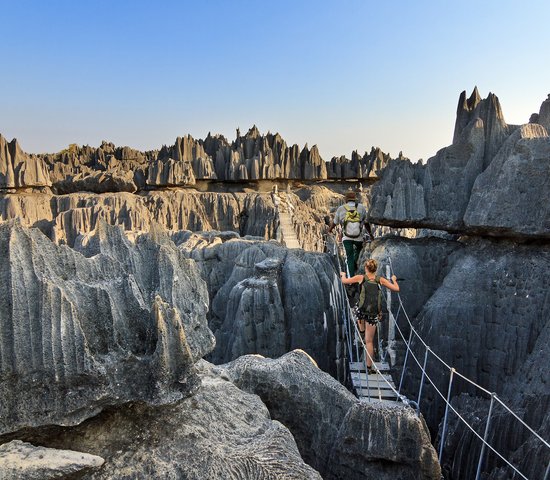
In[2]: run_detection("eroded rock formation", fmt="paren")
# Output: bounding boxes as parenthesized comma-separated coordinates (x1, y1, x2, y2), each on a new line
(0, 190, 278, 246)
(0, 440, 104, 479)
(370, 89, 550, 239)
(363, 235, 550, 480)
(326, 147, 393, 180)
(179, 234, 347, 378)
(222, 351, 441, 480)
(0, 135, 51, 190)
(0, 221, 213, 436)
(10, 361, 323, 479)
(464, 123, 550, 237)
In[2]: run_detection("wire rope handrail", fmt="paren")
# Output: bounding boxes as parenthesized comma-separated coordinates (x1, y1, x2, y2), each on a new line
(386, 256, 550, 452)
(324, 233, 549, 479)
(376, 266, 543, 480)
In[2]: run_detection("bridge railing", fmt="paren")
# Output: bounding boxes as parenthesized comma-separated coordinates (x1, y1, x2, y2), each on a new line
(324, 234, 550, 480)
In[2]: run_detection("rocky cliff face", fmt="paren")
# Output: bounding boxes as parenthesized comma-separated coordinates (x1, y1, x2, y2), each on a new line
(178, 234, 347, 378)
(0, 190, 279, 247)
(361, 90, 550, 480)
(370, 89, 550, 239)
(0, 221, 444, 479)
(364, 235, 549, 479)
(0, 221, 213, 436)
(464, 123, 550, 237)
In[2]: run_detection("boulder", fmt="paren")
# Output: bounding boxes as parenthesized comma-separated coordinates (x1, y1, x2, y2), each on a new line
(0, 221, 213, 436)
(222, 351, 441, 480)
(20, 361, 322, 479)
(0, 440, 104, 479)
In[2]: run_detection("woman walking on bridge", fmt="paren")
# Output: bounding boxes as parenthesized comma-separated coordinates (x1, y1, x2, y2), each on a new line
(341, 259, 399, 372)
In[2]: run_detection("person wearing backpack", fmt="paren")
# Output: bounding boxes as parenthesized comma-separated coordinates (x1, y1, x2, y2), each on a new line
(328, 191, 373, 276)
(340, 258, 399, 372)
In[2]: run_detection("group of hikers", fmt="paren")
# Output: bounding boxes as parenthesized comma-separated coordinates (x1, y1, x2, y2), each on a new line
(328, 190, 400, 373)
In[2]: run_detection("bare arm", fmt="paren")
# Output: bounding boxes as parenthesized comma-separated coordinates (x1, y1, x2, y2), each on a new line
(340, 272, 363, 284)
(380, 275, 400, 292)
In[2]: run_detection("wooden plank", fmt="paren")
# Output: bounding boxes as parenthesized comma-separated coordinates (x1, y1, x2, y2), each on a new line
(352, 378, 397, 388)
(349, 361, 391, 372)
(357, 388, 397, 400)
(355, 385, 396, 393)
(359, 397, 399, 405)
(351, 372, 393, 381)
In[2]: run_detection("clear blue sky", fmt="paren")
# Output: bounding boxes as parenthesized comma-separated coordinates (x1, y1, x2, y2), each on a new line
(1, 0, 549, 161)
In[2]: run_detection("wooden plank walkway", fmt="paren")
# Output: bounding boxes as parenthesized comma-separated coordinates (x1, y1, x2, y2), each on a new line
(349, 361, 399, 402)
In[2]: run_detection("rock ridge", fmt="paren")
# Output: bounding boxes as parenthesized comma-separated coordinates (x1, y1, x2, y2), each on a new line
(370, 89, 550, 240)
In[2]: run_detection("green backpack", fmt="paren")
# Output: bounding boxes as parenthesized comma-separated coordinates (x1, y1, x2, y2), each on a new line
(358, 276, 381, 317)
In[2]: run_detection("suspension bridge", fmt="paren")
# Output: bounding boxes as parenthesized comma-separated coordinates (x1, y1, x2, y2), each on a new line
(325, 234, 550, 480)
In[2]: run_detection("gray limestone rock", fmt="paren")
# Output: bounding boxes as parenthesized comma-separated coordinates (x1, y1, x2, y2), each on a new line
(370, 111, 487, 230)
(53, 170, 137, 194)
(398, 238, 549, 442)
(20, 361, 322, 479)
(326, 147, 392, 180)
(184, 236, 346, 377)
(464, 123, 550, 238)
(147, 157, 197, 187)
(0, 190, 278, 247)
(453, 88, 510, 167)
(43, 141, 149, 190)
(0, 440, 104, 479)
(438, 304, 550, 480)
(369, 89, 550, 239)
(366, 236, 463, 320)
(361, 236, 549, 479)
(222, 351, 441, 480)
(0, 221, 213, 436)
(535, 93, 550, 132)
(0, 135, 51, 190)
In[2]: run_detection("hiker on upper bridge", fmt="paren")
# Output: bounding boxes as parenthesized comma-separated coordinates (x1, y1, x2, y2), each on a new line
(328, 190, 373, 276)
(341, 258, 399, 373)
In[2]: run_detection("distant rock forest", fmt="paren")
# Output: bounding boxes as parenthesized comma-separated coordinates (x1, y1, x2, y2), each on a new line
(0, 89, 549, 479)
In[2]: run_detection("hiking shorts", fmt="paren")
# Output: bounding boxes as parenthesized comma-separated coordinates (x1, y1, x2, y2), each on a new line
(354, 306, 380, 326)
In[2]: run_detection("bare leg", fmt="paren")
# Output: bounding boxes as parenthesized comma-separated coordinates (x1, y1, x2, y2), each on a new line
(365, 323, 377, 368)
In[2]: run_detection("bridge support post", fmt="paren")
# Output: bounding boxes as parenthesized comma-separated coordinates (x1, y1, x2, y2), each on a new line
(385, 265, 397, 366)
(417, 347, 430, 407)
(475, 392, 495, 480)
(439, 367, 455, 461)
